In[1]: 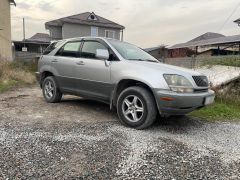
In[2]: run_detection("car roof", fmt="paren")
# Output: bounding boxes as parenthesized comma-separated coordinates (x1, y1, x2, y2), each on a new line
(55, 36, 121, 43)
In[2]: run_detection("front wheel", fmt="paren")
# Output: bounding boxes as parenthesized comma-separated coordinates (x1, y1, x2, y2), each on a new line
(117, 86, 157, 129)
(42, 76, 62, 103)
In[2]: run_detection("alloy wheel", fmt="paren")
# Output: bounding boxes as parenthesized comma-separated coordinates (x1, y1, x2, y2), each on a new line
(44, 80, 54, 99)
(122, 95, 144, 122)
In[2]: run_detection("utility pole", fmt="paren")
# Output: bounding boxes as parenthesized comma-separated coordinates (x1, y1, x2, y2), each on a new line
(239, 43, 240, 56)
(23, 17, 26, 47)
(23, 17, 25, 40)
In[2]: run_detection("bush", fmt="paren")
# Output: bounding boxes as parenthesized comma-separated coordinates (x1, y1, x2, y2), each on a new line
(0, 60, 36, 92)
(200, 56, 240, 67)
(216, 79, 240, 105)
(190, 79, 240, 121)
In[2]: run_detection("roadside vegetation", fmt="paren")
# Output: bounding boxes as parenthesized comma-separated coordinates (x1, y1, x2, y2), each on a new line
(191, 79, 240, 121)
(200, 56, 240, 67)
(0, 60, 36, 93)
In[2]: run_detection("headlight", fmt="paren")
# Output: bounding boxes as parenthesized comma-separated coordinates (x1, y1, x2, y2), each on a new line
(164, 74, 194, 93)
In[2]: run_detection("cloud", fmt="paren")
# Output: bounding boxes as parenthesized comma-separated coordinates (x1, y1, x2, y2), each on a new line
(38, 1, 53, 11)
(11, 0, 240, 48)
(16, 2, 31, 9)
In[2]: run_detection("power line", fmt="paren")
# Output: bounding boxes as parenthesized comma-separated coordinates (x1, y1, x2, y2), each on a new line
(218, 2, 240, 32)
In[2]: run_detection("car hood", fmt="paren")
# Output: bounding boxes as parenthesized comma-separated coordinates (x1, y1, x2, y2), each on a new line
(125, 60, 203, 76)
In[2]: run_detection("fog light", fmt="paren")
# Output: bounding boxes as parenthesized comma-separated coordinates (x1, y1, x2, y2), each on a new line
(170, 87, 194, 93)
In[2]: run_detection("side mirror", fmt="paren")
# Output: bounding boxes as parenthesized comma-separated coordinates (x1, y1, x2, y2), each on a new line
(96, 49, 109, 60)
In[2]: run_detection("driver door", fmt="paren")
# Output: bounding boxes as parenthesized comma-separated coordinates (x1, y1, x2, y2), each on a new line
(74, 40, 113, 101)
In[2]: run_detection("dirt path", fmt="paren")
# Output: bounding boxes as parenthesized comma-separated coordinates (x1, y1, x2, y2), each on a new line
(0, 86, 240, 179)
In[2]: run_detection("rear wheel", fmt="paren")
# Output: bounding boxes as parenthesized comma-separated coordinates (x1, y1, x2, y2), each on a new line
(42, 76, 62, 103)
(117, 86, 157, 129)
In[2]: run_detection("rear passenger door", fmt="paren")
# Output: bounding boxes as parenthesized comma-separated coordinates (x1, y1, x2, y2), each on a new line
(74, 40, 112, 101)
(53, 41, 81, 91)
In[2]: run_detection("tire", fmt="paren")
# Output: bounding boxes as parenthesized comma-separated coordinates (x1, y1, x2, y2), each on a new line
(42, 76, 62, 103)
(117, 86, 157, 129)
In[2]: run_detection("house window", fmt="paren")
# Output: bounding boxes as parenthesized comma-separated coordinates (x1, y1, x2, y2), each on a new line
(88, 14, 98, 21)
(91, 26, 98, 36)
(105, 30, 115, 39)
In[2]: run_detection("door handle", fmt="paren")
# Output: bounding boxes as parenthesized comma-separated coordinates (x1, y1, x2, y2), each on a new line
(52, 59, 58, 63)
(76, 61, 85, 65)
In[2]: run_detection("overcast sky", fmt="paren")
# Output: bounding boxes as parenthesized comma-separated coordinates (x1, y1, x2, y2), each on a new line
(11, 0, 240, 48)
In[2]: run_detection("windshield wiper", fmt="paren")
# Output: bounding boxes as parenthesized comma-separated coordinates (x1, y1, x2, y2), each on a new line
(144, 59, 159, 63)
(128, 58, 143, 61)
(128, 58, 159, 63)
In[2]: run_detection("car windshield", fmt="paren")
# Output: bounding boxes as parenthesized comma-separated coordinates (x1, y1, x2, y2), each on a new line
(108, 40, 158, 62)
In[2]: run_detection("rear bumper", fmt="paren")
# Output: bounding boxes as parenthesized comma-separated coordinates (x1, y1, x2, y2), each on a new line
(154, 89, 215, 115)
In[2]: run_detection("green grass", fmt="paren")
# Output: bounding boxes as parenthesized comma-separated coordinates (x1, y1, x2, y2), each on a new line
(0, 80, 18, 93)
(0, 60, 36, 93)
(190, 99, 240, 122)
(200, 56, 240, 67)
(195, 57, 240, 121)
(9, 61, 37, 73)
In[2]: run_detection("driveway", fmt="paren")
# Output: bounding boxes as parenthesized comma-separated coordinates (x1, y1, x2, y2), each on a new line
(0, 86, 240, 179)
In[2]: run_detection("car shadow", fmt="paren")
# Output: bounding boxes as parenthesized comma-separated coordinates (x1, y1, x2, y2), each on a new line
(152, 115, 205, 133)
(61, 97, 110, 109)
(60, 96, 205, 131)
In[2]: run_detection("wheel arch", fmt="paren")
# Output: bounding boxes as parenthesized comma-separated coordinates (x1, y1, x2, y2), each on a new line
(111, 79, 157, 110)
(40, 71, 55, 88)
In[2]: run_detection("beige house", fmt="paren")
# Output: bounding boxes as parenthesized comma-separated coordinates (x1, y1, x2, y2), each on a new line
(0, 0, 16, 61)
(45, 12, 125, 41)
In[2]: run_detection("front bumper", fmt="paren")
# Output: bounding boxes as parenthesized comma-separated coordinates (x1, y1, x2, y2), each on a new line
(154, 89, 215, 115)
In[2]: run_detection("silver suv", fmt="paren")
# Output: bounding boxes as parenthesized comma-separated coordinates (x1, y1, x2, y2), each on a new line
(36, 37, 215, 129)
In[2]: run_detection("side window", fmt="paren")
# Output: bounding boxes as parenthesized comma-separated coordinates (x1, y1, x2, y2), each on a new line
(81, 41, 108, 59)
(43, 40, 66, 55)
(43, 42, 57, 55)
(56, 41, 81, 58)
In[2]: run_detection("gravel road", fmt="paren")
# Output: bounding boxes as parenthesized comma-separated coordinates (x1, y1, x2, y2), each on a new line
(0, 86, 240, 179)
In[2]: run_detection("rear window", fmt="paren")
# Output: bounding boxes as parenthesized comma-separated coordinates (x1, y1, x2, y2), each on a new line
(43, 40, 65, 55)
(56, 41, 81, 58)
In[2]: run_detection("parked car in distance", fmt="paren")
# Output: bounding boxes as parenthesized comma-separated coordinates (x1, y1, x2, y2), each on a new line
(36, 37, 215, 129)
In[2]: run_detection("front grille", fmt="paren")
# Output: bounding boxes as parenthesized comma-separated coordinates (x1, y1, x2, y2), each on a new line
(192, 76, 209, 87)
(194, 89, 208, 93)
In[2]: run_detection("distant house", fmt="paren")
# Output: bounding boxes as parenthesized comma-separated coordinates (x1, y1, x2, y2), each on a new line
(0, 0, 16, 61)
(169, 32, 240, 57)
(13, 33, 51, 61)
(187, 32, 225, 42)
(45, 12, 125, 41)
(197, 49, 238, 57)
(168, 48, 195, 58)
(14, 33, 50, 53)
(144, 46, 168, 60)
